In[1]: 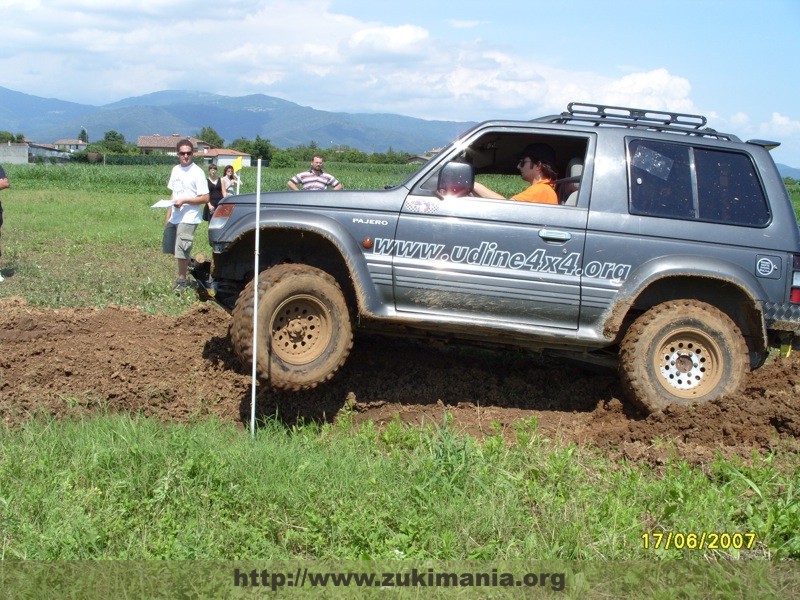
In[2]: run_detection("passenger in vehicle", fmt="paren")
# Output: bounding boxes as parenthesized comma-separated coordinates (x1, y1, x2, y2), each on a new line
(472, 143, 558, 204)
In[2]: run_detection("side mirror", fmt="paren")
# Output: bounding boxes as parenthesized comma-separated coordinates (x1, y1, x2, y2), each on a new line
(436, 162, 474, 198)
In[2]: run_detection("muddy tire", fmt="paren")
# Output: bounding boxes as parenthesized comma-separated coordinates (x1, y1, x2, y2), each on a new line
(619, 300, 749, 414)
(230, 264, 353, 390)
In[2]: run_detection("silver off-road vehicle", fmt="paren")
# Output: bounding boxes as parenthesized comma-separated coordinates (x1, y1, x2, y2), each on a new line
(191, 102, 800, 413)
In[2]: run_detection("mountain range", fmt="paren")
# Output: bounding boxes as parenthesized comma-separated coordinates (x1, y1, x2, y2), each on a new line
(779, 163, 800, 179)
(1, 85, 799, 176)
(0, 86, 474, 154)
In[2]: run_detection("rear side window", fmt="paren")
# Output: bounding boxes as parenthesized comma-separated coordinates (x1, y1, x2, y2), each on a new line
(629, 139, 769, 226)
(694, 149, 770, 225)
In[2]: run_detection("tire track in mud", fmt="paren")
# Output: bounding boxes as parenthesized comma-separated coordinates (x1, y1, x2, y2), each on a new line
(1, 298, 797, 466)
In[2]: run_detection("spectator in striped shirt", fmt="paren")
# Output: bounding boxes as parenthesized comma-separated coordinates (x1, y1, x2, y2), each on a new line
(287, 155, 343, 191)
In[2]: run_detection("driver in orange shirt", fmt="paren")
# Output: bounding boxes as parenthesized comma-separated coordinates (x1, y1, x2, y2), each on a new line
(472, 143, 558, 204)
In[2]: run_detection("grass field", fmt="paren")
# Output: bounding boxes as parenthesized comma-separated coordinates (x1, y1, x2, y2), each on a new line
(0, 162, 520, 314)
(0, 163, 419, 314)
(1, 413, 797, 562)
(0, 163, 798, 569)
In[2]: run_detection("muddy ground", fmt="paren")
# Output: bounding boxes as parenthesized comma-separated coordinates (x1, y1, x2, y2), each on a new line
(1, 297, 798, 466)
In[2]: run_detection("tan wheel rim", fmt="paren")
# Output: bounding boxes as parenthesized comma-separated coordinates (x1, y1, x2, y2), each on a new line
(653, 328, 724, 399)
(269, 295, 332, 365)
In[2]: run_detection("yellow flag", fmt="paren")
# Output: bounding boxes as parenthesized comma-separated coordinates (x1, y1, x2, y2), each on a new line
(232, 156, 243, 172)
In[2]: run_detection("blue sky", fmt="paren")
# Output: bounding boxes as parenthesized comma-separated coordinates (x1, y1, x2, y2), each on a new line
(2, 0, 799, 166)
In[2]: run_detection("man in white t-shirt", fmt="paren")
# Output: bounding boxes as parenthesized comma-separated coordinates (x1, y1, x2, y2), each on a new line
(162, 139, 209, 292)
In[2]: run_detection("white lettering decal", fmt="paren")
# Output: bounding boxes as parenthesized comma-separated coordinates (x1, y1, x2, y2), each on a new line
(352, 218, 389, 226)
(371, 238, 630, 281)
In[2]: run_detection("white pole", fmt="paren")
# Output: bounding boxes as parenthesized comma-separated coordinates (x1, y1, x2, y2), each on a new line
(250, 159, 262, 437)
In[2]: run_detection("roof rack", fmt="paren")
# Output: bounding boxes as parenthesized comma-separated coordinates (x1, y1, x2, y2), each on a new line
(534, 102, 738, 141)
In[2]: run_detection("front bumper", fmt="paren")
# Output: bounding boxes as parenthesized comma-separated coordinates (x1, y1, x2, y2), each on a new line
(188, 257, 242, 312)
(187, 257, 216, 302)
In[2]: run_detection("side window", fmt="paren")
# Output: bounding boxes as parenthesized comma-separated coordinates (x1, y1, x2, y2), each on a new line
(629, 139, 770, 226)
(412, 131, 590, 203)
(629, 140, 694, 218)
(695, 149, 769, 226)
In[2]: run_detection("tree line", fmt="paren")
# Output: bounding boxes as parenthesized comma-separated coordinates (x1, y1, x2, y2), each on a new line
(38, 125, 412, 165)
(0, 131, 26, 143)
(195, 126, 411, 165)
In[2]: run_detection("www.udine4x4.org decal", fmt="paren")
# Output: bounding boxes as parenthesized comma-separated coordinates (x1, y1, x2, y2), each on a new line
(372, 238, 631, 281)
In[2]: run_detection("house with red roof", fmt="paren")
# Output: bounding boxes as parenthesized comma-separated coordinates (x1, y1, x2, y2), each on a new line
(136, 133, 251, 168)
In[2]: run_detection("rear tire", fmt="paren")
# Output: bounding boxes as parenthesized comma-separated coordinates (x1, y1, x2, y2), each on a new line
(619, 299, 748, 414)
(230, 264, 353, 390)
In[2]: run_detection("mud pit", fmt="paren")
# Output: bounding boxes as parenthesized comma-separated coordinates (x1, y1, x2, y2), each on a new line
(1, 297, 798, 466)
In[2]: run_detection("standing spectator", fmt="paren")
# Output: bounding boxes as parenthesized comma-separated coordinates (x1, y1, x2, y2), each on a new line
(287, 155, 343, 191)
(204, 163, 225, 221)
(162, 140, 209, 292)
(222, 165, 240, 196)
(0, 164, 8, 282)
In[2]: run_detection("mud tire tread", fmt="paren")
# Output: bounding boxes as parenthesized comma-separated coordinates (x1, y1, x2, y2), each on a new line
(619, 299, 749, 414)
(230, 264, 353, 390)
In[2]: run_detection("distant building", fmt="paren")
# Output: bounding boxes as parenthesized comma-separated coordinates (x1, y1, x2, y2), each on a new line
(54, 139, 89, 153)
(136, 134, 211, 156)
(0, 141, 71, 164)
(406, 147, 444, 164)
(136, 133, 252, 167)
(196, 147, 252, 169)
(0, 142, 28, 164)
(28, 142, 71, 162)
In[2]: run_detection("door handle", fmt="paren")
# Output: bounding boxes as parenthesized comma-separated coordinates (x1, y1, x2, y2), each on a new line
(538, 229, 572, 243)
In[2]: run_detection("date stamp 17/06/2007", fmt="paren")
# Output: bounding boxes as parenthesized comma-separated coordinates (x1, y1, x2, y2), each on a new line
(642, 531, 757, 551)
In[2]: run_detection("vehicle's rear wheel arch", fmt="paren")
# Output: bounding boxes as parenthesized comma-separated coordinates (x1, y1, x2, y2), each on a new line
(612, 276, 766, 365)
(619, 299, 750, 413)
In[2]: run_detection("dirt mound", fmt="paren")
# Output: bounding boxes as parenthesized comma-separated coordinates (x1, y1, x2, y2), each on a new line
(1, 297, 798, 465)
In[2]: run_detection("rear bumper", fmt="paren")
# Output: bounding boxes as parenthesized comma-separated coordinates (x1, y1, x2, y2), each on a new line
(763, 301, 800, 334)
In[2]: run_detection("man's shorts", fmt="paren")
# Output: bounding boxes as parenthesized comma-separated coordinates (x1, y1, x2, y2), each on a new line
(162, 222, 198, 260)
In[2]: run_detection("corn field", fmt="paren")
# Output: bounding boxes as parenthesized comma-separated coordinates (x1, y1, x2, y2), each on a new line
(3, 162, 420, 195)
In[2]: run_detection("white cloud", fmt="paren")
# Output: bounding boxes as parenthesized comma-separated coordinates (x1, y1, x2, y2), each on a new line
(2, 2, 798, 164)
(347, 25, 430, 60)
(761, 113, 800, 136)
(0, 0, 40, 8)
(730, 112, 750, 128)
(597, 69, 696, 114)
(755, 114, 800, 166)
(0, 2, 696, 125)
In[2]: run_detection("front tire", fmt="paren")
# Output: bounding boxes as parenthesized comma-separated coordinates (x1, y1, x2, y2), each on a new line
(619, 300, 748, 414)
(230, 264, 353, 390)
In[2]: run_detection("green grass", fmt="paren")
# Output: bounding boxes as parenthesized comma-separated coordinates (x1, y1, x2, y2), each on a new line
(0, 413, 797, 560)
(0, 188, 206, 314)
(0, 163, 797, 567)
(787, 180, 800, 218)
(2, 162, 417, 194)
(0, 163, 416, 314)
